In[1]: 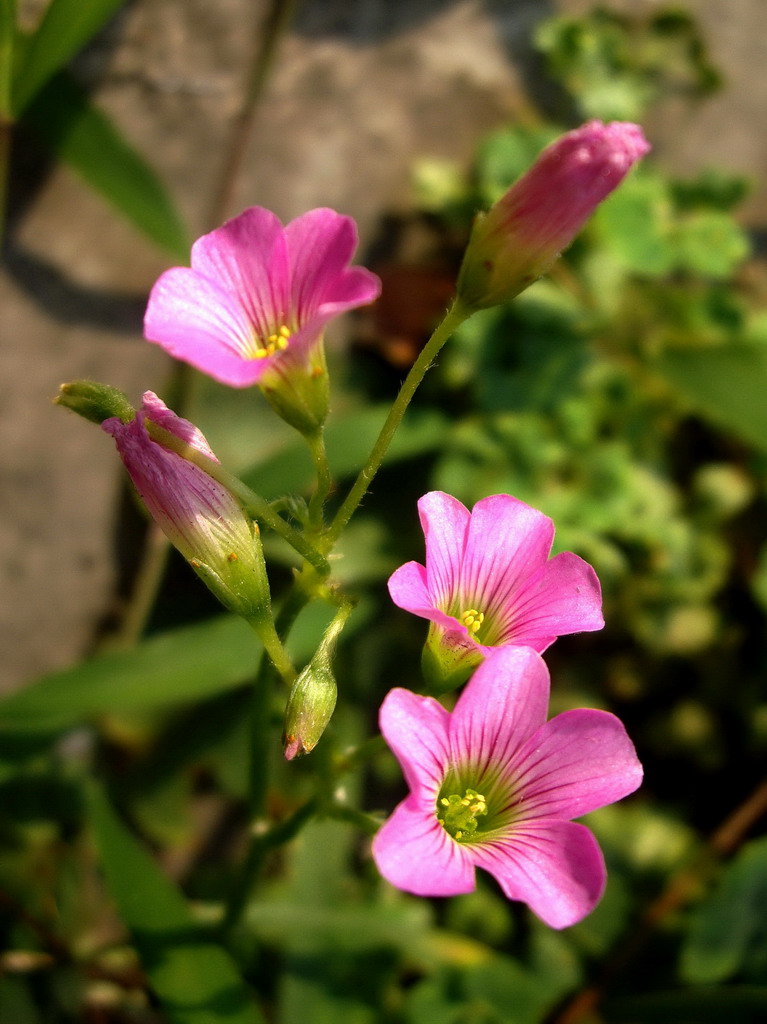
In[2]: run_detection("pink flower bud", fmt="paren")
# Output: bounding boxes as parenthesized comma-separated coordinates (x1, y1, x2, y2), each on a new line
(456, 120, 650, 311)
(103, 392, 270, 620)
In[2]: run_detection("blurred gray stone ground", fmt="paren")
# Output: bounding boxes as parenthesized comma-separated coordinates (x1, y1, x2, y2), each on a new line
(2, 0, 766, 690)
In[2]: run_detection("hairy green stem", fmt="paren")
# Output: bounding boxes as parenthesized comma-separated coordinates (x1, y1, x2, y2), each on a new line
(326, 299, 469, 546)
(305, 427, 333, 529)
(246, 617, 295, 686)
(222, 796, 319, 934)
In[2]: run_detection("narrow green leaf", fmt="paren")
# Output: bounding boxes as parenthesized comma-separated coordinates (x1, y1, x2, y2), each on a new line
(655, 344, 767, 454)
(0, 615, 256, 733)
(88, 783, 263, 1024)
(0, 602, 349, 734)
(23, 71, 188, 256)
(0, 0, 15, 119)
(12, 0, 125, 115)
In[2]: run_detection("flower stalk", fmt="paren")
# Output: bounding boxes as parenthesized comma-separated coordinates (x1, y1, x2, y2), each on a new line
(325, 298, 471, 546)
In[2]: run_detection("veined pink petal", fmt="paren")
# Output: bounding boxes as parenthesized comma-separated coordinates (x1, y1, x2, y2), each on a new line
(461, 494, 554, 620)
(139, 391, 217, 459)
(450, 648, 550, 775)
(511, 709, 643, 821)
(191, 206, 290, 338)
(285, 208, 380, 320)
(379, 688, 451, 796)
(494, 551, 604, 645)
(372, 798, 476, 897)
(471, 820, 606, 929)
(419, 492, 471, 608)
(387, 561, 461, 633)
(145, 267, 273, 385)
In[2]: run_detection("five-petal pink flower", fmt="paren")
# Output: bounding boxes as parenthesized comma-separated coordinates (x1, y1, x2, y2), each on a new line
(144, 207, 380, 431)
(388, 491, 603, 688)
(372, 646, 642, 928)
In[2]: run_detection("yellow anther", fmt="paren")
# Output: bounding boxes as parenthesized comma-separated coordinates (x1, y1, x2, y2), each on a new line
(437, 788, 488, 841)
(249, 324, 292, 360)
(460, 608, 485, 636)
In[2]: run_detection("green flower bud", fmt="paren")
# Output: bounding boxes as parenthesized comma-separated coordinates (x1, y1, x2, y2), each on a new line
(283, 602, 353, 759)
(55, 380, 134, 425)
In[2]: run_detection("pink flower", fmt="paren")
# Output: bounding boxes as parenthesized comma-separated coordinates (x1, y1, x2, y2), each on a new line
(388, 492, 603, 689)
(144, 207, 381, 430)
(457, 120, 650, 310)
(102, 392, 268, 618)
(372, 646, 642, 928)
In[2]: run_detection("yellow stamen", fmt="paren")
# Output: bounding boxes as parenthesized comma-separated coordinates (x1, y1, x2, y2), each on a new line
(437, 788, 488, 841)
(460, 608, 485, 636)
(251, 324, 292, 359)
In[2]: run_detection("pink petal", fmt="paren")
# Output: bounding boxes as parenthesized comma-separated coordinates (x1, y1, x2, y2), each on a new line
(419, 492, 471, 609)
(450, 647, 550, 775)
(285, 208, 379, 320)
(471, 820, 606, 928)
(387, 561, 461, 633)
(316, 265, 382, 315)
(191, 207, 290, 336)
(498, 551, 603, 644)
(510, 709, 643, 821)
(461, 494, 554, 618)
(372, 798, 476, 897)
(144, 268, 269, 387)
(379, 688, 451, 796)
(139, 391, 217, 459)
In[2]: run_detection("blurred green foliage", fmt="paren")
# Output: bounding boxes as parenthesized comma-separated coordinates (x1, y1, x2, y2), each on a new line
(2, 4, 767, 1023)
(2, 0, 187, 253)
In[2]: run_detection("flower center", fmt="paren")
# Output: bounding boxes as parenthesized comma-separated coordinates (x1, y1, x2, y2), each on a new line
(460, 608, 485, 639)
(437, 788, 488, 842)
(252, 324, 291, 360)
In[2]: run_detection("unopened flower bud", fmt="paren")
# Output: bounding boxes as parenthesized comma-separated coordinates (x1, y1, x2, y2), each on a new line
(55, 380, 134, 425)
(102, 391, 272, 620)
(283, 603, 353, 759)
(456, 120, 650, 311)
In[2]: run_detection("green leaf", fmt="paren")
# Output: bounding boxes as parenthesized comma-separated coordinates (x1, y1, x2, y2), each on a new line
(655, 343, 767, 454)
(12, 0, 126, 115)
(0, 616, 257, 733)
(594, 173, 675, 276)
(88, 783, 263, 1024)
(0, 0, 15, 119)
(681, 837, 767, 984)
(0, 602, 354, 735)
(23, 71, 188, 256)
(675, 211, 750, 278)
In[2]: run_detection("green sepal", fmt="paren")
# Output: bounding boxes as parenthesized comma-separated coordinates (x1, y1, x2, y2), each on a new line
(55, 379, 134, 424)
